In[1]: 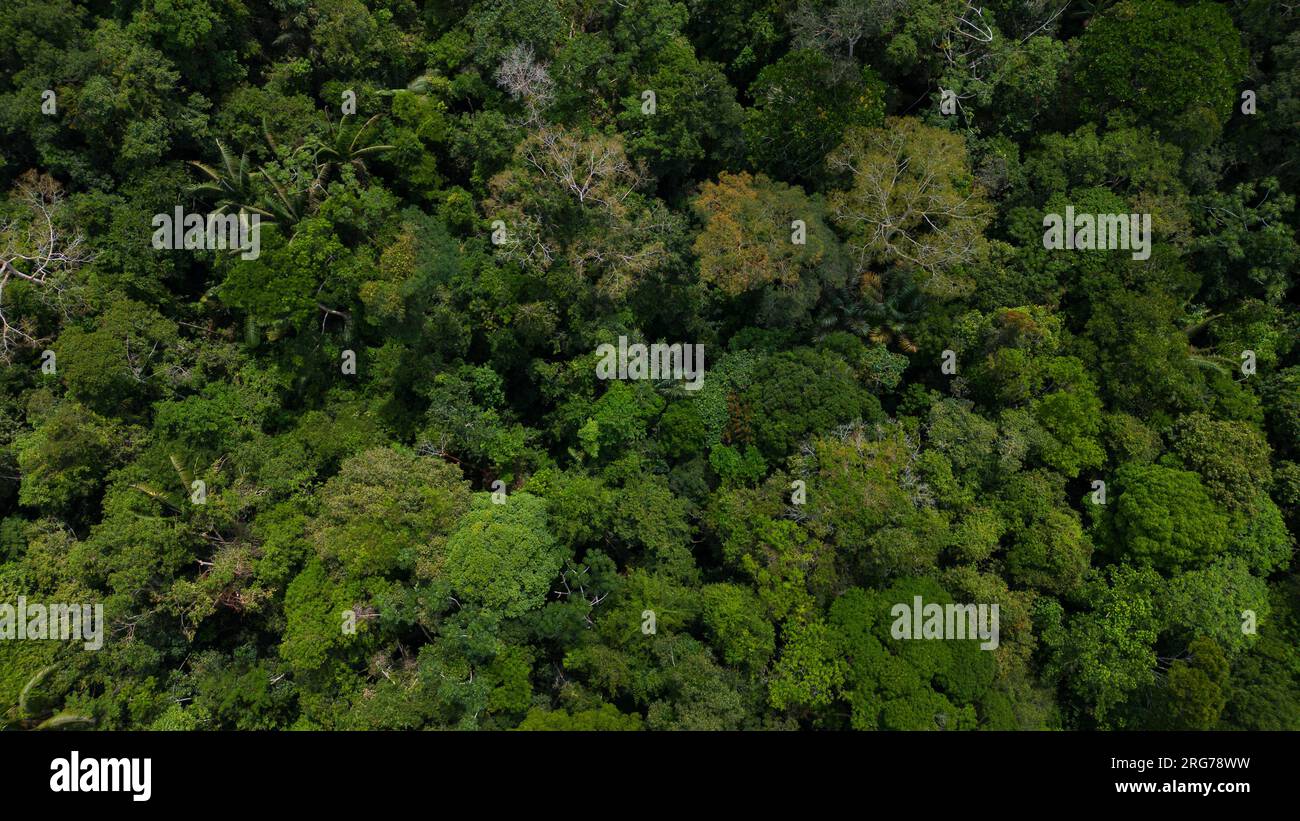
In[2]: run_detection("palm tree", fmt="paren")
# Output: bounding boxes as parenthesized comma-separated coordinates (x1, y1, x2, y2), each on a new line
(2, 666, 94, 730)
(257, 119, 316, 229)
(131, 453, 214, 514)
(818, 270, 925, 353)
(377, 73, 444, 97)
(187, 140, 271, 219)
(1181, 311, 1235, 376)
(312, 113, 394, 192)
(191, 133, 316, 233)
(260, 174, 307, 227)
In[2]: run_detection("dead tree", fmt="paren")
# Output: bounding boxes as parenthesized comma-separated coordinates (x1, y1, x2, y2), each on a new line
(0, 172, 92, 362)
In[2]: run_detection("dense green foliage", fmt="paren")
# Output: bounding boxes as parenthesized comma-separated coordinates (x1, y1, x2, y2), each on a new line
(0, 0, 1296, 731)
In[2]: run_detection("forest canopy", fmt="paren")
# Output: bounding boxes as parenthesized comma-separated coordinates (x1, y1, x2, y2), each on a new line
(0, 0, 1297, 732)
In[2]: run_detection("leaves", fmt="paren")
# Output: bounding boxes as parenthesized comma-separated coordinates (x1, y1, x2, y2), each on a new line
(0, 0, 1295, 734)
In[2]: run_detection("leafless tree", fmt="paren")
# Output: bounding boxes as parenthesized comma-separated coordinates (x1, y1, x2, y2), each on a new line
(494, 43, 555, 125)
(0, 172, 92, 362)
(790, 0, 910, 59)
(488, 126, 671, 301)
(827, 119, 992, 295)
(940, 0, 1067, 88)
(519, 126, 645, 213)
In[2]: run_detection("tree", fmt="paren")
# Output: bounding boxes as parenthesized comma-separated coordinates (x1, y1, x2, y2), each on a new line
(15, 402, 127, 516)
(1081, 286, 1209, 424)
(958, 306, 1104, 478)
(701, 583, 776, 673)
(797, 421, 947, 584)
(691, 171, 847, 307)
(827, 118, 992, 296)
(999, 471, 1093, 597)
(1161, 636, 1229, 730)
(55, 298, 178, 415)
(494, 44, 555, 125)
(1167, 413, 1273, 512)
(0, 173, 91, 361)
(1222, 576, 1300, 730)
(1099, 463, 1230, 573)
(1160, 558, 1269, 655)
(516, 704, 643, 730)
(187, 140, 266, 218)
(280, 558, 371, 678)
(829, 580, 994, 730)
(743, 49, 884, 186)
(1073, 0, 1247, 150)
(1054, 565, 1160, 728)
(308, 446, 470, 579)
(486, 125, 685, 305)
(788, 0, 963, 82)
(768, 616, 845, 714)
(789, 0, 894, 60)
(617, 37, 745, 186)
(465, 0, 567, 70)
(1262, 367, 1300, 460)
(1192, 179, 1299, 305)
(311, 114, 395, 189)
(709, 498, 832, 621)
(740, 347, 882, 459)
(443, 492, 566, 618)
